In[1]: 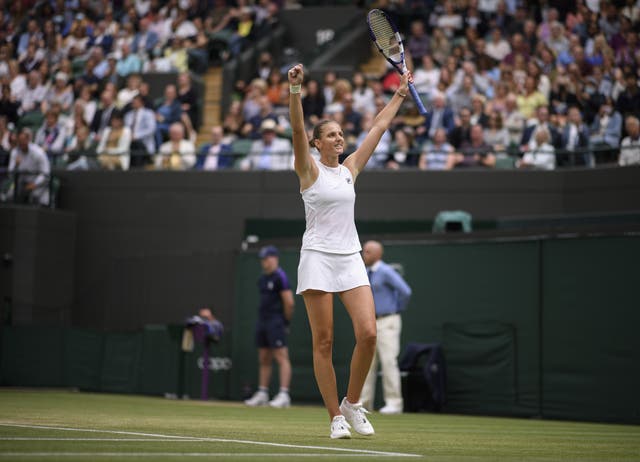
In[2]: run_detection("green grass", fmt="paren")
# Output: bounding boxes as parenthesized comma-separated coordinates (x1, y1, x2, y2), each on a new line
(0, 390, 639, 461)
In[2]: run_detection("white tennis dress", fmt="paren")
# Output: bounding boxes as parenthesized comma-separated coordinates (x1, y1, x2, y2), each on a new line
(296, 159, 370, 294)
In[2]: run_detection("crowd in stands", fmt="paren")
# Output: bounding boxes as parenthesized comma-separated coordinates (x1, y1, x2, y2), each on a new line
(2, 0, 640, 204)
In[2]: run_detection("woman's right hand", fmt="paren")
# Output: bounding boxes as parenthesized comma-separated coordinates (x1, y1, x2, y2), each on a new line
(288, 64, 304, 86)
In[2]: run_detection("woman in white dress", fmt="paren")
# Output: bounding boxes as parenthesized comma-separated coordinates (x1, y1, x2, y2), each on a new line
(288, 63, 411, 439)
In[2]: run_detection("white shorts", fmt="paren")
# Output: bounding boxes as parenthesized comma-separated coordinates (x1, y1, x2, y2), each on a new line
(296, 249, 370, 294)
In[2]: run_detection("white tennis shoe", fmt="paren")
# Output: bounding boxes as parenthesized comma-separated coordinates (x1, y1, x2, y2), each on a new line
(330, 415, 351, 439)
(244, 390, 269, 407)
(269, 391, 291, 408)
(339, 398, 375, 436)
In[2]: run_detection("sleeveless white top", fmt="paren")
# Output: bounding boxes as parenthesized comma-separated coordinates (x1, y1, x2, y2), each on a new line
(300, 159, 361, 254)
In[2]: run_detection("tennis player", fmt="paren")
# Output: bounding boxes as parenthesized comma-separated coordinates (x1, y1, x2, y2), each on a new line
(288, 63, 412, 439)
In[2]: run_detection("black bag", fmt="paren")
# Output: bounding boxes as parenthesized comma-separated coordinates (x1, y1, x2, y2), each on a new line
(399, 342, 446, 412)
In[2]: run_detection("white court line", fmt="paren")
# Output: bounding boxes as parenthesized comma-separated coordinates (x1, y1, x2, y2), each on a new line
(0, 423, 422, 458)
(0, 453, 393, 457)
(0, 438, 203, 441)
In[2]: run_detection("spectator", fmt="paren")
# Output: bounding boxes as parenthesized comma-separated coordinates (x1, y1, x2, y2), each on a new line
(437, 1, 463, 39)
(156, 122, 196, 170)
(240, 118, 292, 171)
(322, 70, 337, 106)
(356, 112, 392, 169)
(242, 95, 278, 140)
(116, 42, 143, 78)
(483, 112, 510, 155)
(448, 106, 473, 149)
(222, 100, 244, 138)
(406, 20, 431, 68)
(517, 127, 556, 170)
(34, 109, 66, 165)
(386, 127, 418, 169)
(266, 67, 284, 107)
(43, 72, 74, 115)
(91, 88, 117, 141)
(196, 125, 235, 170)
(419, 127, 455, 170)
(517, 75, 548, 121)
(341, 92, 363, 143)
(18, 70, 47, 116)
(351, 72, 375, 116)
(429, 28, 451, 66)
(452, 124, 496, 168)
(96, 111, 132, 171)
(124, 94, 157, 167)
(558, 106, 592, 167)
(131, 16, 159, 59)
(65, 123, 98, 170)
(447, 74, 476, 114)
(470, 94, 489, 128)
(177, 72, 199, 129)
(301, 79, 326, 126)
(521, 105, 559, 153)
(486, 27, 512, 62)
(0, 84, 20, 126)
(589, 98, 622, 164)
(615, 73, 640, 117)
(619, 115, 640, 166)
(419, 91, 456, 143)
(412, 55, 441, 99)
(7, 128, 50, 206)
(155, 84, 183, 148)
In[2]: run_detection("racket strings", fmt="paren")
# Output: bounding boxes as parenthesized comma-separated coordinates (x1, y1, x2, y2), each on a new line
(368, 12, 402, 62)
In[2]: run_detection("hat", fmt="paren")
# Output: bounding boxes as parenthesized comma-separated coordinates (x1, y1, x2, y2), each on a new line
(258, 245, 279, 259)
(260, 119, 277, 133)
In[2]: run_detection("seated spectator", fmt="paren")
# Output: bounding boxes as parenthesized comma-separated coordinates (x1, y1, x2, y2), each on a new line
(558, 106, 592, 167)
(589, 98, 622, 164)
(96, 111, 132, 171)
(448, 107, 473, 149)
(155, 84, 183, 148)
(115, 43, 142, 78)
(386, 127, 419, 169)
(7, 128, 50, 206)
(196, 125, 235, 170)
(615, 73, 640, 118)
(341, 92, 363, 142)
(429, 28, 451, 67)
(222, 100, 245, 138)
(447, 74, 475, 115)
(486, 27, 512, 62)
(34, 109, 67, 165)
(156, 122, 196, 170)
(131, 17, 159, 60)
(520, 105, 559, 153)
(42, 72, 74, 115)
(483, 112, 510, 155)
(91, 88, 117, 141)
(419, 128, 454, 170)
(517, 75, 548, 121)
(240, 119, 292, 171)
(301, 79, 326, 126)
(351, 72, 375, 116)
(117, 74, 143, 110)
(412, 55, 441, 100)
(356, 112, 392, 169)
(89, 20, 115, 55)
(18, 70, 47, 117)
(65, 123, 98, 171)
(124, 95, 157, 167)
(406, 20, 431, 68)
(437, 1, 463, 39)
(452, 124, 496, 168)
(619, 115, 640, 166)
(470, 94, 489, 128)
(517, 128, 556, 170)
(242, 95, 278, 140)
(0, 84, 20, 126)
(417, 91, 455, 144)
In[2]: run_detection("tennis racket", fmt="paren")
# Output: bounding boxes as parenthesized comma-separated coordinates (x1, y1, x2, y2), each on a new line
(367, 9, 427, 116)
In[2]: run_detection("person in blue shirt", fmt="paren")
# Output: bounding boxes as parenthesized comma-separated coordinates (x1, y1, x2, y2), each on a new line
(361, 240, 412, 415)
(244, 245, 295, 408)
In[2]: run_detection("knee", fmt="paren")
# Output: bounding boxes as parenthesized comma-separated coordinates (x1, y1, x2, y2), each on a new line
(313, 334, 334, 359)
(358, 328, 377, 351)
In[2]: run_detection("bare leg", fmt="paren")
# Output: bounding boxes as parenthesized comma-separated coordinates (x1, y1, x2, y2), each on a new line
(258, 348, 273, 389)
(303, 290, 340, 419)
(272, 346, 292, 390)
(339, 285, 377, 405)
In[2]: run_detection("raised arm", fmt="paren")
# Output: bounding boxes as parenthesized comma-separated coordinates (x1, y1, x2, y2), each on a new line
(344, 71, 412, 179)
(288, 64, 317, 190)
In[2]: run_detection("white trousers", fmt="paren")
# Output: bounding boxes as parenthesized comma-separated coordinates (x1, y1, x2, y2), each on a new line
(361, 313, 403, 410)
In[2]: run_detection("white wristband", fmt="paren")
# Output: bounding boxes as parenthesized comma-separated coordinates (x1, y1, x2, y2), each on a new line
(290, 84, 301, 94)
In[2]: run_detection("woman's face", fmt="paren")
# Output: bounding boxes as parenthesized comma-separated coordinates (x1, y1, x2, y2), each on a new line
(315, 121, 344, 156)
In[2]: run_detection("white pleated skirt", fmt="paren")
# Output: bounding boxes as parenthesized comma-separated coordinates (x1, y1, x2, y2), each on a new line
(296, 249, 370, 294)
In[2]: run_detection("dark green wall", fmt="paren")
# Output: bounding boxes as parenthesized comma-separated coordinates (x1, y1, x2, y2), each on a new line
(229, 236, 640, 423)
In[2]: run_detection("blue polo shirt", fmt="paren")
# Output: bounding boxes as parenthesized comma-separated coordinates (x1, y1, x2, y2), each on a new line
(367, 261, 412, 317)
(258, 267, 291, 322)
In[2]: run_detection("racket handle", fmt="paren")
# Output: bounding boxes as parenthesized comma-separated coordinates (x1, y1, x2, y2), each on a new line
(408, 83, 428, 116)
